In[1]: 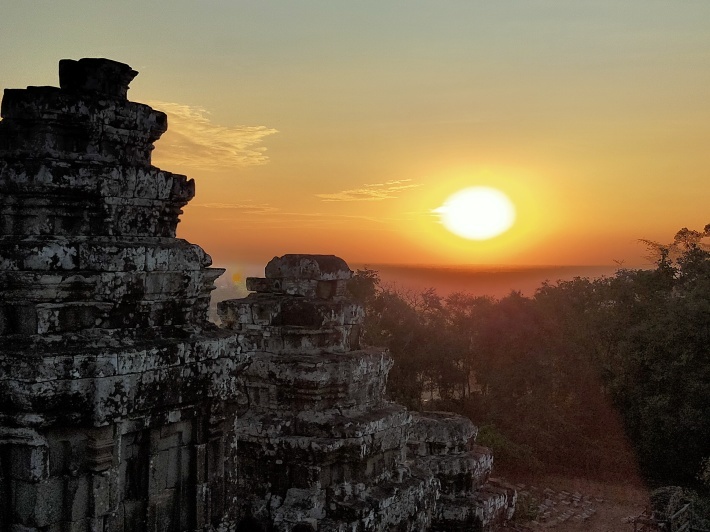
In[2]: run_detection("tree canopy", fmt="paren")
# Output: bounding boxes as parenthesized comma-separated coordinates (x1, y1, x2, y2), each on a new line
(350, 226, 710, 486)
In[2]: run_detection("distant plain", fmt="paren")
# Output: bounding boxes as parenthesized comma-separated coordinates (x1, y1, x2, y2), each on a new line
(210, 263, 624, 308)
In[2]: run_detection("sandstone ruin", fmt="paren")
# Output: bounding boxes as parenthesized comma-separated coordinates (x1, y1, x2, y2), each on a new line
(0, 59, 515, 531)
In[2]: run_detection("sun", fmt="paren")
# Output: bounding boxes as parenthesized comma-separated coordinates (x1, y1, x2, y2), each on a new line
(434, 187, 516, 240)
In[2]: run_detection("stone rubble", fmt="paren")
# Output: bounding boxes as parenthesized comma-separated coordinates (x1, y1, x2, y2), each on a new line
(0, 58, 515, 531)
(512, 484, 605, 529)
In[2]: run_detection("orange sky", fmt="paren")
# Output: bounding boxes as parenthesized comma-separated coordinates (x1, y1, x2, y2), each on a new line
(2, 2, 709, 269)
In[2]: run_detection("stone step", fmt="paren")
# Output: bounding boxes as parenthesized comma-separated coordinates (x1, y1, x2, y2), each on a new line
(218, 293, 363, 330)
(0, 293, 215, 336)
(0, 329, 238, 381)
(245, 276, 350, 300)
(415, 445, 493, 497)
(317, 464, 438, 532)
(0, 86, 166, 167)
(0, 195, 188, 238)
(237, 404, 409, 439)
(0, 236, 211, 272)
(0, 323, 218, 358)
(408, 411, 479, 456)
(431, 479, 517, 531)
(237, 419, 409, 466)
(0, 269, 219, 301)
(237, 418, 415, 491)
(0, 161, 188, 202)
(239, 350, 392, 410)
(0, 331, 246, 425)
(234, 324, 361, 355)
(238, 444, 411, 497)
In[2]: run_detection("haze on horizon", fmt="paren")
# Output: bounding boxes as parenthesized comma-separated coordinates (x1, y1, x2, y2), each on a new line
(2, 1, 709, 269)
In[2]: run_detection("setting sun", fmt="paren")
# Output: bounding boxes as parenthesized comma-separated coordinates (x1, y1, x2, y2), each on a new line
(434, 187, 516, 240)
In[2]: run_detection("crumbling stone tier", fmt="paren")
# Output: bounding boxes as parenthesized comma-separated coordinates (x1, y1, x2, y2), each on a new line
(0, 58, 247, 531)
(0, 59, 515, 531)
(218, 254, 516, 531)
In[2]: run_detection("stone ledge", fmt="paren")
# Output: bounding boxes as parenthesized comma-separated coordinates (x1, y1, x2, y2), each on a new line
(58, 58, 137, 100)
(265, 254, 352, 281)
(0, 162, 188, 202)
(0, 236, 211, 272)
(237, 404, 410, 439)
(318, 465, 439, 532)
(0, 344, 249, 427)
(219, 294, 363, 328)
(416, 446, 493, 496)
(237, 350, 392, 410)
(409, 411, 479, 456)
(0, 330, 240, 383)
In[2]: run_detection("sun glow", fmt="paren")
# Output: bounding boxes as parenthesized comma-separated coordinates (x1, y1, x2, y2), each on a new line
(434, 187, 516, 240)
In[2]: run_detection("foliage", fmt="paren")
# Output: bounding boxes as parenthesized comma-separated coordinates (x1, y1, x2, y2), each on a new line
(476, 424, 544, 474)
(354, 226, 710, 486)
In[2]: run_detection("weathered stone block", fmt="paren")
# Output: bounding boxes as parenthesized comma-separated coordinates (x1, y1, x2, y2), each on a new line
(239, 351, 392, 411)
(408, 411, 478, 456)
(12, 477, 64, 527)
(9, 445, 49, 482)
(48, 434, 87, 476)
(64, 517, 91, 532)
(58, 58, 138, 100)
(22, 240, 79, 270)
(265, 254, 352, 281)
(66, 476, 90, 521)
(35, 302, 111, 334)
(0, 303, 37, 335)
(418, 449, 492, 497)
(89, 470, 115, 516)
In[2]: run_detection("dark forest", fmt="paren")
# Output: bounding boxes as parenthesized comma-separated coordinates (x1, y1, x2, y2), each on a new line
(351, 226, 710, 497)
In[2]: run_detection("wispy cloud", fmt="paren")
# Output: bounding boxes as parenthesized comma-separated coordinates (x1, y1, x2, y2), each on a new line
(316, 179, 421, 202)
(148, 101, 277, 170)
(204, 205, 390, 229)
(193, 201, 278, 215)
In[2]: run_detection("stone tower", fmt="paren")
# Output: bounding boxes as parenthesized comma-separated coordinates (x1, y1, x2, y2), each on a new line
(218, 254, 515, 531)
(0, 59, 514, 531)
(0, 59, 247, 530)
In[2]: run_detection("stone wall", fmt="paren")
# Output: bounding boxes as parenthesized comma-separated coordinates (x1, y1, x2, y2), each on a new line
(0, 59, 514, 531)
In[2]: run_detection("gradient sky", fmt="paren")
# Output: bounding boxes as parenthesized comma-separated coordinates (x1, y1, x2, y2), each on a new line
(2, 1, 709, 269)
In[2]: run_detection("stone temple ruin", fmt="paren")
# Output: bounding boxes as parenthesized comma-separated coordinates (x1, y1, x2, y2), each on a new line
(0, 59, 515, 531)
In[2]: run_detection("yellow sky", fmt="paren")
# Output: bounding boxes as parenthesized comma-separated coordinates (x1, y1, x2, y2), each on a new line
(2, 1, 709, 268)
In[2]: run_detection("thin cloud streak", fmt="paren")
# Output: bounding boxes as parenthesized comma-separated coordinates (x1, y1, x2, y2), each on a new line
(207, 207, 390, 229)
(316, 179, 421, 202)
(195, 201, 422, 228)
(193, 202, 278, 215)
(148, 101, 277, 170)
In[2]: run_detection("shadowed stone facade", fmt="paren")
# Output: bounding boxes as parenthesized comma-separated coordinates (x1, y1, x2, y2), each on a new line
(0, 58, 247, 531)
(0, 59, 514, 531)
(218, 254, 516, 531)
